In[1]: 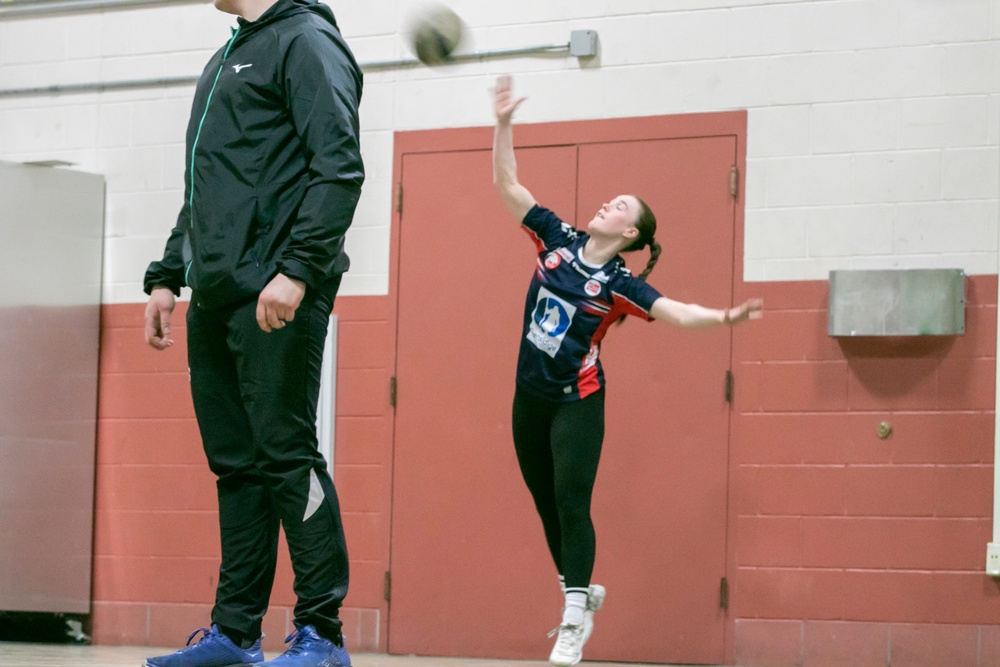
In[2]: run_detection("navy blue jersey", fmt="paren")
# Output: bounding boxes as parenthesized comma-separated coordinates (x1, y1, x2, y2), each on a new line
(515, 204, 663, 402)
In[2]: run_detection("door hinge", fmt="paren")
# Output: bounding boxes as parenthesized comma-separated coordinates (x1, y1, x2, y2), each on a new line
(383, 570, 392, 601)
(389, 376, 397, 407)
(729, 165, 739, 198)
(394, 182, 403, 215)
(719, 576, 729, 610)
(724, 370, 733, 403)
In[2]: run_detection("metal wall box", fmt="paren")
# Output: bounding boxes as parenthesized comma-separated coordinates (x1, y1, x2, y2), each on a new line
(569, 30, 598, 57)
(828, 269, 966, 336)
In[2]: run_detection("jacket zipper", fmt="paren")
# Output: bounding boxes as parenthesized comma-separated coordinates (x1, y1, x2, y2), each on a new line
(185, 26, 241, 286)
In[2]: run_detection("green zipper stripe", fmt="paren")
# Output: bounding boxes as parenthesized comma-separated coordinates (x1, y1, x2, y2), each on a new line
(185, 26, 240, 287)
(190, 26, 240, 213)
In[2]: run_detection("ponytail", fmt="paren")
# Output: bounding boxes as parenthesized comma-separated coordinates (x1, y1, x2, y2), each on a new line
(617, 196, 659, 325)
(638, 237, 662, 282)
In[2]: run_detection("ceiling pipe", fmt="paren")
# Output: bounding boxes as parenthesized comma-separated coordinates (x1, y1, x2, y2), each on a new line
(0, 33, 597, 98)
(0, 0, 205, 18)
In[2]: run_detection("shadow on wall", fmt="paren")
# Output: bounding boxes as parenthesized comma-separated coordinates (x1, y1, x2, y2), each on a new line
(837, 336, 959, 398)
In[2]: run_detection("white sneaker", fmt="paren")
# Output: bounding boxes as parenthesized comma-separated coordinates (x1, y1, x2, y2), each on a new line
(548, 624, 585, 667)
(582, 584, 605, 645)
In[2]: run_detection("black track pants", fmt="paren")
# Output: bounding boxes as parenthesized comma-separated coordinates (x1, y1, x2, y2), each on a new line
(186, 276, 348, 642)
(511, 388, 605, 590)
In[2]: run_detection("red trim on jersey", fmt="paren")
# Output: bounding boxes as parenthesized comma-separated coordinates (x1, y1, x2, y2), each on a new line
(521, 225, 548, 253)
(576, 301, 628, 399)
(577, 359, 601, 399)
(611, 289, 655, 321)
(591, 305, 621, 348)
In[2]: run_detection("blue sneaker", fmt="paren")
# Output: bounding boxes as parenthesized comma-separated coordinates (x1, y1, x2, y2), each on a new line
(259, 625, 350, 667)
(144, 624, 264, 667)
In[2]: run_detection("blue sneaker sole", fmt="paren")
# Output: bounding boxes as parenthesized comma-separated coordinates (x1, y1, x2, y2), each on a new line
(144, 662, 261, 667)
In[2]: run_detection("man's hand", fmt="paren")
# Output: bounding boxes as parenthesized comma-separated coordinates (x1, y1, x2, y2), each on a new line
(144, 287, 176, 350)
(257, 273, 307, 333)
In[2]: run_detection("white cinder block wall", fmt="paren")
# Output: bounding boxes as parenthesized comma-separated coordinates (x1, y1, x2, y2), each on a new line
(0, 0, 997, 302)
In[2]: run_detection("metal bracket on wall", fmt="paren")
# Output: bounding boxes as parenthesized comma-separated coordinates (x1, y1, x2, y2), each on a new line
(0, 30, 599, 98)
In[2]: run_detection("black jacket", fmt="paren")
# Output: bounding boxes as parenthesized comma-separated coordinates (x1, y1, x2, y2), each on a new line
(144, 0, 364, 308)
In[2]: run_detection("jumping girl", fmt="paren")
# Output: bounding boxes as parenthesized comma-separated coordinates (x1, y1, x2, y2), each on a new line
(492, 75, 762, 667)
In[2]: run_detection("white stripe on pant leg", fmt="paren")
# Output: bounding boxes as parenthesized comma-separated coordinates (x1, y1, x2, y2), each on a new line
(303, 468, 325, 522)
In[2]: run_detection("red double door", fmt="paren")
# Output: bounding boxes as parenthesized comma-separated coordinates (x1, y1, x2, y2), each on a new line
(387, 114, 742, 665)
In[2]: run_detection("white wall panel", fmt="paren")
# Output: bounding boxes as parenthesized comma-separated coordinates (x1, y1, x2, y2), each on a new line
(0, 17, 69, 65)
(811, 101, 899, 154)
(895, 201, 996, 253)
(582, 15, 656, 67)
(943, 147, 1000, 199)
(747, 105, 811, 158)
(744, 210, 808, 259)
(97, 146, 165, 194)
(847, 252, 997, 273)
(1, 106, 70, 153)
(63, 104, 100, 149)
(805, 205, 896, 257)
(990, 95, 1000, 145)
(727, 3, 815, 57)
(760, 256, 848, 281)
(944, 42, 1000, 95)
(853, 46, 944, 100)
(853, 150, 942, 204)
(899, 96, 990, 149)
(0, 0, 998, 298)
(809, 0, 901, 52)
(160, 142, 187, 192)
(130, 97, 194, 147)
(684, 57, 772, 111)
(764, 155, 854, 207)
(767, 52, 856, 105)
(598, 64, 687, 118)
(105, 190, 183, 239)
(104, 235, 169, 286)
(96, 103, 134, 149)
(900, 0, 990, 46)
(643, 11, 730, 63)
(358, 130, 393, 187)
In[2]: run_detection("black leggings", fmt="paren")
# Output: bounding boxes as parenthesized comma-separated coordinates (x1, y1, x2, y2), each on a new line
(512, 387, 605, 590)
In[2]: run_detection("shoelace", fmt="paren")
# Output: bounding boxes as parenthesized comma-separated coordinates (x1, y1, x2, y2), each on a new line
(282, 627, 315, 656)
(547, 624, 583, 651)
(184, 627, 218, 647)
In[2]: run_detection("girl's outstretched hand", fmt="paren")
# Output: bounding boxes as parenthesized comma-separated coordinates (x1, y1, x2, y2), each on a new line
(494, 74, 526, 124)
(725, 298, 764, 324)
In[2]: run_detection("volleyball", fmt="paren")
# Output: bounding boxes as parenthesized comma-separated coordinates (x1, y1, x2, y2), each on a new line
(409, 4, 464, 65)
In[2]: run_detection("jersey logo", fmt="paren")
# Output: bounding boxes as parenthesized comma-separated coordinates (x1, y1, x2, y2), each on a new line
(232, 64, 253, 73)
(544, 252, 561, 269)
(584, 279, 601, 296)
(527, 286, 577, 358)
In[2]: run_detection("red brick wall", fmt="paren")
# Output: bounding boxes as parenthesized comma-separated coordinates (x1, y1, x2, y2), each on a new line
(91, 277, 1000, 666)
(92, 295, 393, 654)
(729, 275, 1000, 667)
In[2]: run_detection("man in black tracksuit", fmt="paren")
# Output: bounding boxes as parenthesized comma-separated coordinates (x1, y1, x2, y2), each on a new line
(142, 0, 363, 665)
